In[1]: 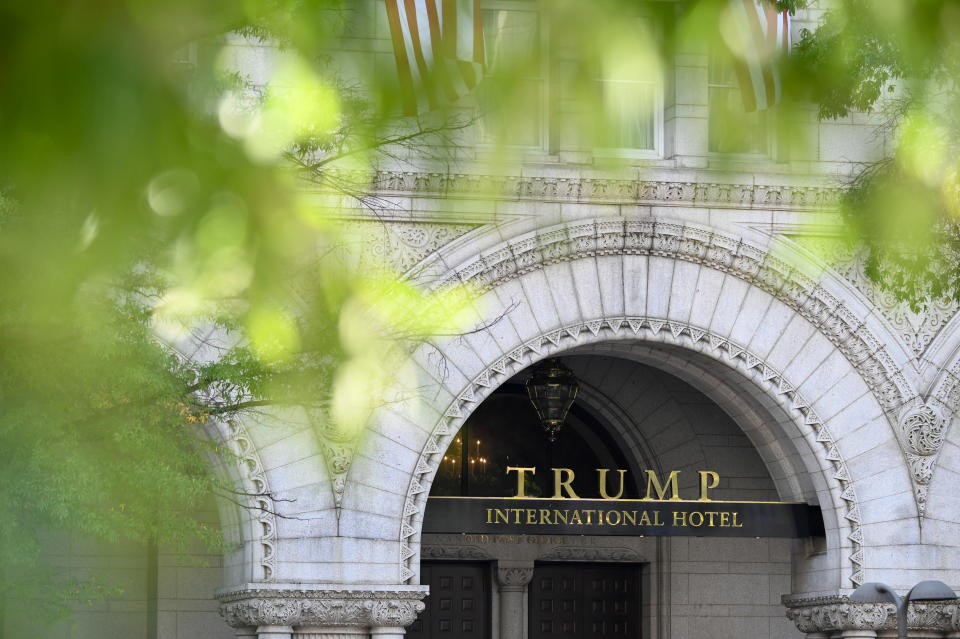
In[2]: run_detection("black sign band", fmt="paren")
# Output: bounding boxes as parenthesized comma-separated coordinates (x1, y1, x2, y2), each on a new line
(423, 497, 824, 538)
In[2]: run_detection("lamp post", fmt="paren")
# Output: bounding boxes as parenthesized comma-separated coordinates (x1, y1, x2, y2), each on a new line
(849, 580, 957, 639)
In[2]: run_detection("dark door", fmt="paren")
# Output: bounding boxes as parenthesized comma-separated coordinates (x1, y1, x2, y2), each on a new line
(530, 564, 640, 639)
(408, 561, 491, 639)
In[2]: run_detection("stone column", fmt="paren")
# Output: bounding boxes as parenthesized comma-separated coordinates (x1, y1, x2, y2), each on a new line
(293, 626, 370, 639)
(217, 585, 428, 639)
(496, 562, 535, 639)
(234, 629, 258, 639)
(295, 628, 368, 639)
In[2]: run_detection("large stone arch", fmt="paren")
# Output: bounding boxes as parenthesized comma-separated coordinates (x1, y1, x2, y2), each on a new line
(337, 217, 937, 599)
(212, 215, 946, 615)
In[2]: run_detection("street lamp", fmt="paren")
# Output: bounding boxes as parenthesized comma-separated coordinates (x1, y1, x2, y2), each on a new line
(849, 580, 957, 639)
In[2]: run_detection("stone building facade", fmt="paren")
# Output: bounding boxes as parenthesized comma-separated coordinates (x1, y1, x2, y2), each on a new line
(21, 2, 960, 638)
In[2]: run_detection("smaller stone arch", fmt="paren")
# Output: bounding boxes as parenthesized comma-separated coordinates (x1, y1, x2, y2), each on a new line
(397, 317, 865, 590)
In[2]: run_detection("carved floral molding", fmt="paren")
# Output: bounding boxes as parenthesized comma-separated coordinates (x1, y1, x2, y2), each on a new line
(495, 566, 535, 589)
(794, 240, 960, 360)
(358, 170, 843, 210)
(421, 544, 492, 560)
(898, 403, 948, 519)
(783, 596, 960, 634)
(217, 587, 428, 629)
(538, 546, 641, 562)
(351, 221, 480, 277)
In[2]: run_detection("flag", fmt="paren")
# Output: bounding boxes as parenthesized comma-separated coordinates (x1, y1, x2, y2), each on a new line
(384, 0, 485, 116)
(727, 0, 791, 112)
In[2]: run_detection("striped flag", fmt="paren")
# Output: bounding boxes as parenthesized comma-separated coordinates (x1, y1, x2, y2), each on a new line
(726, 0, 792, 112)
(384, 0, 485, 116)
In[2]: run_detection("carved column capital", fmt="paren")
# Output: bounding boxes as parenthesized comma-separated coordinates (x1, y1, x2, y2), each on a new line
(495, 563, 535, 592)
(783, 596, 959, 635)
(216, 584, 428, 630)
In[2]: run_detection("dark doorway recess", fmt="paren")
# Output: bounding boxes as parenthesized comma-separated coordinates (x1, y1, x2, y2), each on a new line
(408, 561, 491, 639)
(431, 383, 641, 499)
(530, 563, 640, 639)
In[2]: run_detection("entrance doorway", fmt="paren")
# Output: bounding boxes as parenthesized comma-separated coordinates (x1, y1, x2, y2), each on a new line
(417, 354, 805, 639)
(407, 561, 491, 639)
(529, 563, 640, 639)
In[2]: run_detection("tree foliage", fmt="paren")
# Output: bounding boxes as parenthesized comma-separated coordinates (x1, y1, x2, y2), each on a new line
(0, 0, 477, 616)
(792, 0, 960, 310)
(0, 0, 955, 621)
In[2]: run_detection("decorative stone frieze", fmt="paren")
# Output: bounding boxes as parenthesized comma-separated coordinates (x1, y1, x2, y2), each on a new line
(421, 544, 492, 560)
(214, 418, 278, 582)
(355, 170, 843, 210)
(783, 596, 960, 634)
(538, 546, 641, 562)
(217, 586, 428, 629)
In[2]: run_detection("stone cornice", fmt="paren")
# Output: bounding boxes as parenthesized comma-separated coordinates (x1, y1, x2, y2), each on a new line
(332, 170, 842, 211)
(216, 585, 428, 629)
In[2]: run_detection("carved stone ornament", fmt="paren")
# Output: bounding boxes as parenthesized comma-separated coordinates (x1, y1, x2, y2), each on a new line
(210, 418, 278, 582)
(350, 221, 479, 276)
(421, 544, 492, 560)
(783, 596, 960, 634)
(217, 586, 428, 629)
(794, 240, 960, 360)
(495, 566, 535, 590)
(538, 545, 641, 563)
(900, 404, 945, 458)
(898, 403, 946, 519)
(356, 170, 842, 211)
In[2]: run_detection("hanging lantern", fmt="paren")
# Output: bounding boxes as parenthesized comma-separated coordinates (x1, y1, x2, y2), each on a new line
(525, 359, 579, 442)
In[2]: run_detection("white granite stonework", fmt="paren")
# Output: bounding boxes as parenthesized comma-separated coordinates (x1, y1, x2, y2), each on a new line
(22, 3, 960, 638)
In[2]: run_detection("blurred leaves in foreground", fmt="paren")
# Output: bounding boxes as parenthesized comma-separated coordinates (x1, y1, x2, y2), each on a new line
(1, 0, 959, 619)
(0, 0, 479, 614)
(793, 0, 960, 310)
